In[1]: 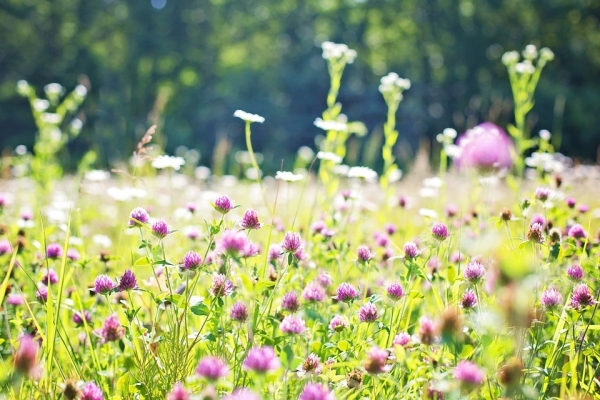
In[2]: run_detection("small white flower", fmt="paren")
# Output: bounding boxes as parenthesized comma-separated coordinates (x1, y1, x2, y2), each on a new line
(33, 99, 50, 112)
(515, 61, 535, 75)
(314, 118, 347, 132)
(16, 80, 30, 95)
(539, 129, 551, 141)
(85, 170, 111, 182)
(44, 83, 65, 96)
(195, 166, 211, 180)
(70, 118, 83, 131)
(522, 44, 538, 60)
(333, 164, 350, 176)
(233, 110, 265, 123)
(275, 171, 303, 182)
(540, 47, 554, 61)
(74, 84, 88, 97)
(347, 166, 377, 181)
(419, 208, 439, 219)
(444, 144, 462, 159)
(93, 234, 112, 248)
(502, 50, 520, 66)
(422, 176, 443, 188)
(152, 155, 186, 170)
(41, 113, 62, 125)
(297, 146, 315, 161)
(317, 151, 343, 164)
(443, 128, 457, 139)
(321, 41, 357, 63)
(379, 72, 411, 94)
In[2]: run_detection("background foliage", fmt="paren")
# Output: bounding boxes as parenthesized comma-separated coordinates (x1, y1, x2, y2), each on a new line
(1, 0, 599, 173)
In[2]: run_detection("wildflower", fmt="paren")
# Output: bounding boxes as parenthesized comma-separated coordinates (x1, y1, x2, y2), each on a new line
(460, 289, 478, 309)
(46, 243, 63, 259)
(62, 379, 80, 400)
(80, 382, 104, 400)
(578, 204, 589, 214)
(393, 332, 411, 347)
(223, 388, 261, 400)
(530, 213, 545, 227)
(314, 118, 347, 132)
(329, 315, 349, 332)
(151, 155, 185, 170)
(196, 356, 229, 381)
(317, 151, 342, 164)
(213, 195, 233, 214)
(419, 316, 436, 345)
(282, 231, 302, 252)
(568, 224, 587, 240)
(0, 193, 7, 210)
(386, 282, 405, 301)
(454, 360, 485, 389)
(374, 232, 389, 247)
(498, 357, 524, 388)
(184, 226, 200, 240)
(14, 335, 39, 376)
(500, 208, 513, 221)
(571, 284, 596, 309)
(41, 268, 59, 285)
(565, 265, 583, 282)
(280, 315, 306, 335)
(364, 346, 392, 374)
(94, 275, 115, 294)
(117, 269, 137, 291)
(463, 261, 486, 284)
(0, 240, 12, 255)
(275, 171, 303, 182)
(317, 271, 333, 287)
(233, 110, 265, 123)
(403, 242, 419, 259)
(336, 282, 358, 302)
(347, 369, 363, 389)
(302, 282, 326, 302)
(66, 249, 80, 261)
(347, 166, 378, 181)
(129, 207, 149, 226)
(36, 286, 48, 303)
(431, 222, 449, 241)
(210, 274, 234, 297)
(357, 245, 373, 263)
(358, 302, 379, 323)
(321, 41, 357, 63)
(379, 72, 411, 94)
(541, 288, 562, 310)
(535, 187, 551, 202)
(242, 241, 260, 258)
(281, 292, 300, 313)
(73, 310, 92, 326)
(217, 230, 249, 257)
(268, 244, 283, 261)
(182, 250, 202, 270)
(454, 122, 514, 171)
(243, 346, 281, 373)
(426, 386, 445, 400)
(166, 383, 189, 400)
(299, 383, 334, 400)
(230, 301, 248, 322)
(100, 314, 124, 343)
(7, 294, 24, 306)
(151, 220, 170, 239)
(527, 223, 545, 244)
(566, 197, 576, 208)
(240, 208, 262, 230)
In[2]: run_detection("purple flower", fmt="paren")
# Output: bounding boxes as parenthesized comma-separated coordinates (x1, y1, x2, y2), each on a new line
(230, 301, 248, 322)
(282, 231, 302, 253)
(182, 250, 202, 270)
(316, 271, 332, 287)
(419, 316, 437, 345)
(268, 244, 283, 261)
(460, 289, 478, 309)
(242, 241, 260, 258)
(80, 382, 104, 400)
(186, 202, 197, 213)
(299, 353, 322, 375)
(541, 288, 562, 310)
(357, 245, 373, 263)
(463, 261, 486, 283)
(329, 315, 349, 331)
(41, 268, 59, 285)
(166, 383, 189, 400)
(151, 219, 170, 239)
(311, 220, 326, 234)
(364, 346, 392, 374)
(403, 242, 419, 259)
(0, 193, 6, 209)
(280, 315, 306, 335)
(431, 223, 449, 241)
(217, 230, 249, 257)
(94, 275, 115, 295)
(454, 122, 514, 171)
(358, 302, 379, 323)
(567, 264, 584, 281)
(243, 346, 281, 373)
(100, 314, 124, 343)
(73, 310, 92, 326)
(374, 232, 389, 247)
(386, 282, 405, 301)
(7, 293, 24, 306)
(185, 227, 200, 240)
(117, 269, 137, 291)
(0, 240, 12, 256)
(129, 207, 149, 226)
(578, 204, 589, 214)
(240, 208, 262, 230)
(571, 284, 596, 309)
(385, 223, 397, 235)
(213, 195, 233, 214)
(299, 383, 334, 400)
(210, 274, 234, 297)
(66, 249, 80, 261)
(393, 332, 411, 347)
(535, 187, 551, 202)
(336, 282, 358, 302)
(281, 292, 300, 313)
(530, 213, 546, 227)
(36, 286, 48, 303)
(196, 356, 229, 381)
(302, 282, 326, 302)
(566, 197, 576, 208)
(14, 335, 39, 375)
(46, 243, 63, 259)
(454, 360, 485, 387)
(527, 223, 545, 244)
(568, 224, 587, 240)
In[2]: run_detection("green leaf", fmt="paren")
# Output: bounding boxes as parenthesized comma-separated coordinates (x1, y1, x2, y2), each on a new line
(133, 257, 151, 267)
(282, 344, 295, 367)
(337, 340, 350, 351)
(190, 302, 210, 316)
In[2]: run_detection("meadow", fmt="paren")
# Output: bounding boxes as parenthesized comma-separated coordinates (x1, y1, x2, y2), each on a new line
(1, 42, 599, 400)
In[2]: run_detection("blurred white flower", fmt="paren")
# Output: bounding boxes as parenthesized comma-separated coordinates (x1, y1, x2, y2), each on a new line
(321, 41, 357, 63)
(317, 151, 342, 164)
(378, 72, 411, 94)
(41, 113, 61, 125)
(194, 166, 211, 180)
(107, 187, 147, 201)
(44, 83, 64, 96)
(233, 110, 265, 123)
(419, 208, 439, 219)
(70, 118, 83, 131)
(539, 129, 551, 141)
(74, 84, 88, 97)
(540, 47, 554, 61)
(444, 144, 462, 159)
(515, 61, 535, 74)
(522, 44, 538, 60)
(443, 128, 457, 139)
(16, 80, 30, 95)
(314, 118, 347, 132)
(347, 166, 377, 181)
(85, 170, 110, 182)
(152, 155, 185, 170)
(333, 164, 350, 176)
(501, 51, 519, 66)
(297, 146, 315, 161)
(93, 234, 112, 248)
(423, 177, 443, 188)
(276, 171, 303, 182)
(33, 99, 50, 112)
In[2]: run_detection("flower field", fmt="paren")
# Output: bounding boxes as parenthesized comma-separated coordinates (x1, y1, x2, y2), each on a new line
(1, 42, 600, 400)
